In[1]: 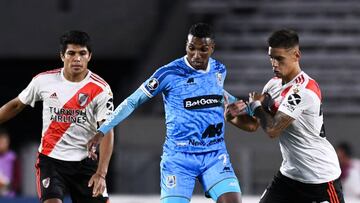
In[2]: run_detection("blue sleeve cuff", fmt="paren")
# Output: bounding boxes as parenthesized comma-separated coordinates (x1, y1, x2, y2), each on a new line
(223, 90, 238, 104)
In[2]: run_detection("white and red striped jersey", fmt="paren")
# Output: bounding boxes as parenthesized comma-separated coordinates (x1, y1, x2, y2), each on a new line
(262, 71, 341, 184)
(19, 68, 113, 161)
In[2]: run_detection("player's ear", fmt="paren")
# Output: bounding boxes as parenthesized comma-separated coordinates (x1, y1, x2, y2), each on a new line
(210, 41, 215, 54)
(60, 52, 65, 62)
(88, 52, 92, 61)
(294, 49, 301, 61)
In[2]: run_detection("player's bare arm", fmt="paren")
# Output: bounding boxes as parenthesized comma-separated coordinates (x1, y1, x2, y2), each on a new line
(223, 95, 259, 132)
(224, 101, 259, 132)
(88, 120, 114, 197)
(0, 97, 27, 124)
(229, 114, 259, 132)
(249, 91, 294, 138)
(254, 107, 294, 139)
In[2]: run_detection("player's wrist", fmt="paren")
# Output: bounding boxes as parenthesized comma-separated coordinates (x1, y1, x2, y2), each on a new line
(249, 100, 262, 113)
(96, 172, 106, 179)
(97, 130, 105, 137)
(262, 93, 274, 109)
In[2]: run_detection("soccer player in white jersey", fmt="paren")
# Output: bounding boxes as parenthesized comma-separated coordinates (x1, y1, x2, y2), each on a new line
(225, 29, 345, 203)
(0, 31, 114, 203)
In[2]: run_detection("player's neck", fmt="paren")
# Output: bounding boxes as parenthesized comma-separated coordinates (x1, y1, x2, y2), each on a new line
(283, 66, 301, 84)
(63, 69, 89, 82)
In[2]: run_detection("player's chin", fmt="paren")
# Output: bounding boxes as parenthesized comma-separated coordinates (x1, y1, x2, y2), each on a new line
(273, 72, 282, 77)
(71, 66, 85, 73)
(193, 63, 205, 70)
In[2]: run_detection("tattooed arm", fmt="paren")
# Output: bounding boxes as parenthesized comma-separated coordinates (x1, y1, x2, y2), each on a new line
(249, 92, 294, 138)
(253, 107, 294, 138)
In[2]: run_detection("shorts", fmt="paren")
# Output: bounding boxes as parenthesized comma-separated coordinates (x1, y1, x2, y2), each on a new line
(35, 153, 109, 203)
(160, 149, 240, 201)
(260, 171, 344, 203)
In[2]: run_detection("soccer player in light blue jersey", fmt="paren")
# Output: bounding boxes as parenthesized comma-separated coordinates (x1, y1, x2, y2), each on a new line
(88, 23, 243, 203)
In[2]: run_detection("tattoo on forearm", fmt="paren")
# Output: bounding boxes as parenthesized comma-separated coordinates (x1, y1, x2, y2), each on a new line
(254, 107, 294, 136)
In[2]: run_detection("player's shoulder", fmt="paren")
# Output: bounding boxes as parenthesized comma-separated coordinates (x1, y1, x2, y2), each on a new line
(295, 72, 322, 100)
(89, 71, 111, 90)
(210, 58, 226, 72)
(152, 57, 186, 78)
(265, 76, 282, 88)
(33, 68, 62, 80)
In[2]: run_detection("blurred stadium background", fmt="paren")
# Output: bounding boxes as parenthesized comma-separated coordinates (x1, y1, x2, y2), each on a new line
(1, 0, 360, 202)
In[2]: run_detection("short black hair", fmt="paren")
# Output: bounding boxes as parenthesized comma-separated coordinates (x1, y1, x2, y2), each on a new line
(337, 142, 352, 157)
(268, 29, 299, 49)
(60, 30, 92, 55)
(188, 23, 215, 40)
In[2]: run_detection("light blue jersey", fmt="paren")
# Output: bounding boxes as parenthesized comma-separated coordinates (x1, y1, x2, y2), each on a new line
(140, 56, 227, 153)
(98, 56, 241, 201)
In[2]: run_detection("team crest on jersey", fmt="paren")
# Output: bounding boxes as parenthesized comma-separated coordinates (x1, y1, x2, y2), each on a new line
(42, 177, 50, 188)
(166, 175, 176, 188)
(147, 78, 159, 90)
(215, 72, 223, 86)
(78, 93, 89, 107)
(293, 85, 300, 94)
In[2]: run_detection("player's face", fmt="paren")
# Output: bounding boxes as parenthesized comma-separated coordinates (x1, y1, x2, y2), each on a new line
(186, 34, 214, 70)
(61, 44, 92, 76)
(268, 46, 300, 82)
(0, 135, 10, 154)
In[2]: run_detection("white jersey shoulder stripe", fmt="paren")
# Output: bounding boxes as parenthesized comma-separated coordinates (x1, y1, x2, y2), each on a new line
(90, 73, 109, 87)
(34, 68, 61, 79)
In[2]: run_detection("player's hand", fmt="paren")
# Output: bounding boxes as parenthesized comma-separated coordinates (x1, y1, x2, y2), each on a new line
(88, 172, 106, 197)
(224, 96, 248, 121)
(87, 132, 104, 160)
(249, 92, 264, 103)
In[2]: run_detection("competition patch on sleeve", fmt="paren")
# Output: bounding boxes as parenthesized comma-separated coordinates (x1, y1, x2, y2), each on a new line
(287, 94, 301, 106)
(281, 93, 301, 112)
(147, 78, 159, 90)
(106, 98, 114, 111)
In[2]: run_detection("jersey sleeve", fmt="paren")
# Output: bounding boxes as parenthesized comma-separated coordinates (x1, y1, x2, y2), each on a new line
(139, 66, 173, 98)
(278, 89, 312, 119)
(98, 87, 150, 135)
(262, 81, 270, 94)
(262, 78, 276, 94)
(18, 77, 41, 107)
(223, 90, 237, 104)
(94, 85, 114, 122)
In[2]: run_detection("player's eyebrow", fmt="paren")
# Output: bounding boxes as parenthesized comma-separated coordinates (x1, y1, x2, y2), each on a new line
(66, 50, 88, 53)
(269, 54, 284, 60)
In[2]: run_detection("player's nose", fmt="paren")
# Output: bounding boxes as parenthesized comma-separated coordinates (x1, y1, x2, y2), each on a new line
(193, 51, 202, 59)
(73, 54, 81, 61)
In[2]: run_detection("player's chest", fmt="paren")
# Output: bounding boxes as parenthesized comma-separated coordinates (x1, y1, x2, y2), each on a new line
(39, 82, 96, 108)
(169, 72, 224, 97)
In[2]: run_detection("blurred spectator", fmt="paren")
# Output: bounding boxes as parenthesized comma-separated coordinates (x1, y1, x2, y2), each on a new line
(0, 126, 20, 197)
(336, 142, 360, 199)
